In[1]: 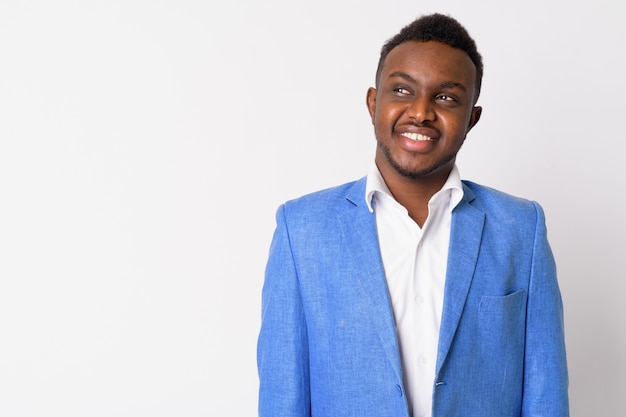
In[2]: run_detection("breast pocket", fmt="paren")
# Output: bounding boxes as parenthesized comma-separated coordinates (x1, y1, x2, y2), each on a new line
(475, 289, 527, 357)
(478, 289, 525, 313)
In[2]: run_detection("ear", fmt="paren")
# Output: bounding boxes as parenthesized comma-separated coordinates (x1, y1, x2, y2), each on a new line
(466, 106, 482, 133)
(366, 87, 377, 123)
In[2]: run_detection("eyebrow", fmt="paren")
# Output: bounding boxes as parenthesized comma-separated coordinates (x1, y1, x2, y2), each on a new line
(387, 71, 467, 92)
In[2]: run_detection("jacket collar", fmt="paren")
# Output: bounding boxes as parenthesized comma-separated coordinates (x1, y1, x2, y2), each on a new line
(436, 183, 485, 377)
(340, 178, 404, 381)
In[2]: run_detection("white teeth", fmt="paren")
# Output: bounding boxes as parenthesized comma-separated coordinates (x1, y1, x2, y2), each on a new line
(401, 132, 432, 141)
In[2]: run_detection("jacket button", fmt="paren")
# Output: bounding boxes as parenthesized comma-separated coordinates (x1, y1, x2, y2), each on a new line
(395, 385, 403, 397)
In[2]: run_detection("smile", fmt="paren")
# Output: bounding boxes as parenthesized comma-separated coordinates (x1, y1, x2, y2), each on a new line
(400, 132, 433, 142)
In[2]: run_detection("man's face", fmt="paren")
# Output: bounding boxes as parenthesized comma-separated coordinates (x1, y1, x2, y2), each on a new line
(367, 41, 482, 183)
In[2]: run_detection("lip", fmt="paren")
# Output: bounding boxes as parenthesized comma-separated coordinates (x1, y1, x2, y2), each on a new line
(399, 132, 434, 142)
(395, 126, 439, 152)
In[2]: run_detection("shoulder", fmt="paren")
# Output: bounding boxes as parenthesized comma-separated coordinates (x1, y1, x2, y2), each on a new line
(270, 177, 368, 237)
(281, 177, 366, 216)
(461, 180, 545, 224)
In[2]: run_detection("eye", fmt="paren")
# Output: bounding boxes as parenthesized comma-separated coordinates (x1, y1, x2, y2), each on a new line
(436, 93, 462, 107)
(393, 87, 412, 96)
(437, 94, 457, 102)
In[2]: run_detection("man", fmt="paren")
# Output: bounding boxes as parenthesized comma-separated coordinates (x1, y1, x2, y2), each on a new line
(257, 13, 569, 417)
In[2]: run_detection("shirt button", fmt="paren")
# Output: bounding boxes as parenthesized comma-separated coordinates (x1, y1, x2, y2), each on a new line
(414, 294, 425, 305)
(418, 354, 428, 365)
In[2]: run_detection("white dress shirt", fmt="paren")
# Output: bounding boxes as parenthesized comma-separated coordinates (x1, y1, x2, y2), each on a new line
(365, 163, 464, 417)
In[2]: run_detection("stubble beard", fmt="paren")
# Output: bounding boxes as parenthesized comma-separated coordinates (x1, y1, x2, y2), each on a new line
(377, 140, 459, 180)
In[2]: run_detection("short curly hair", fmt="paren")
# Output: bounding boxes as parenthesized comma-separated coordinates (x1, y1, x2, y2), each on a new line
(375, 13, 483, 100)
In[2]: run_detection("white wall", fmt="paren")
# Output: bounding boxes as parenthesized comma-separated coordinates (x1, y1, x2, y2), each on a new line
(0, 0, 624, 415)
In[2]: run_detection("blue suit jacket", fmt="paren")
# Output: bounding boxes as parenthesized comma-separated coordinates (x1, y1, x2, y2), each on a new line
(257, 177, 569, 416)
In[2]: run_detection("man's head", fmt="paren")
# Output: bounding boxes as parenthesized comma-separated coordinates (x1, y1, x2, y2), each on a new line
(366, 14, 484, 185)
(375, 13, 483, 102)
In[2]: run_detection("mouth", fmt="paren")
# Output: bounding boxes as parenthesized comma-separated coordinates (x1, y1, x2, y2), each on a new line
(400, 132, 434, 142)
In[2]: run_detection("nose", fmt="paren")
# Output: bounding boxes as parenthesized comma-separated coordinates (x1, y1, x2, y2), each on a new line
(407, 96, 435, 123)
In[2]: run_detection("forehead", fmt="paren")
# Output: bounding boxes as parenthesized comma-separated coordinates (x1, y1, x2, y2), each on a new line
(380, 41, 477, 88)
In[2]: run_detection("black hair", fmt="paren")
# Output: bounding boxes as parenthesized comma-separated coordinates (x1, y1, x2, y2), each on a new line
(375, 13, 483, 99)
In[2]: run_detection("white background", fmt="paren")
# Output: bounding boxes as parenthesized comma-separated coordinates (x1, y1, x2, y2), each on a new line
(1, 0, 624, 415)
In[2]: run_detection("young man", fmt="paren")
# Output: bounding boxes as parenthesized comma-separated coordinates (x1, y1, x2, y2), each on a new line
(257, 13, 569, 417)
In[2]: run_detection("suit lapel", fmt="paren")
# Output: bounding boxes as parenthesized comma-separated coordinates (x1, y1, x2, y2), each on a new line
(338, 178, 403, 382)
(435, 184, 485, 376)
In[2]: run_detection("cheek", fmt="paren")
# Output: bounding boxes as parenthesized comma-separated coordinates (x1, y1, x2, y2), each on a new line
(444, 113, 472, 136)
(372, 111, 387, 132)
(374, 105, 400, 127)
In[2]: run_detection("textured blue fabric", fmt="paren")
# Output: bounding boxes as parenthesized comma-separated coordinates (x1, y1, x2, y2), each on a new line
(257, 177, 569, 417)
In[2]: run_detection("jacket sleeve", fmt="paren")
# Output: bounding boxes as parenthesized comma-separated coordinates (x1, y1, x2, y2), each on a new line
(521, 202, 569, 416)
(257, 204, 311, 417)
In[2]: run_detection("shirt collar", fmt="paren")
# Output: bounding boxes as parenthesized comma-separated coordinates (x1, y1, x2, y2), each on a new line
(365, 162, 464, 213)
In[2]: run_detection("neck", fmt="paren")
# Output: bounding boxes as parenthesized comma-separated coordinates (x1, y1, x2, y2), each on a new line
(377, 164, 452, 227)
